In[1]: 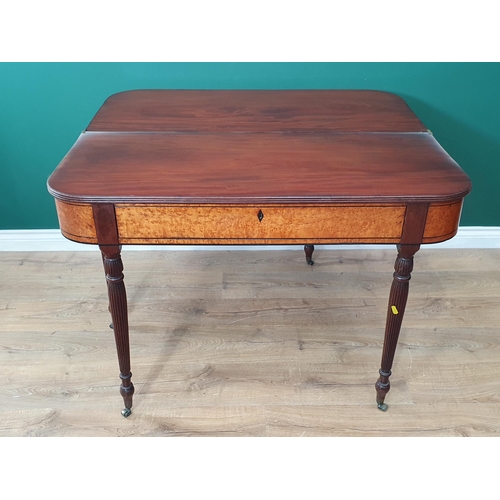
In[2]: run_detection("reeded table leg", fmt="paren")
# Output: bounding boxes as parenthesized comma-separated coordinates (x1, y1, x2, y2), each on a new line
(375, 244, 420, 411)
(100, 245, 134, 417)
(304, 244, 315, 265)
(101, 253, 115, 330)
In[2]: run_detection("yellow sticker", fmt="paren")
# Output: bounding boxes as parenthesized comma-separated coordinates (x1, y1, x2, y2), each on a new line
(391, 306, 399, 315)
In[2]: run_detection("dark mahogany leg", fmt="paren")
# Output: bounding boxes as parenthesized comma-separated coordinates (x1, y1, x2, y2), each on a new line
(100, 253, 114, 329)
(304, 244, 315, 265)
(100, 245, 134, 417)
(375, 244, 419, 411)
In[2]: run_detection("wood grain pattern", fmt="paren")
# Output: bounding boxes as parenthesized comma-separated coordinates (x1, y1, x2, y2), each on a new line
(55, 200, 97, 243)
(53, 200, 464, 246)
(115, 204, 405, 242)
(87, 90, 428, 133)
(47, 132, 471, 205)
(423, 200, 463, 243)
(1, 248, 499, 436)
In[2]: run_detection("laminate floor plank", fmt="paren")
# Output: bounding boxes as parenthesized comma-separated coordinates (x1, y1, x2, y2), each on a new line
(264, 403, 500, 437)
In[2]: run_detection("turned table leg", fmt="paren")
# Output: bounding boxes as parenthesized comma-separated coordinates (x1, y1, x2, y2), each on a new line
(101, 252, 115, 330)
(304, 244, 315, 265)
(375, 244, 420, 411)
(100, 245, 134, 417)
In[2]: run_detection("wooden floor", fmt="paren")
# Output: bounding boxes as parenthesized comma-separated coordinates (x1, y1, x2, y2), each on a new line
(1, 247, 499, 436)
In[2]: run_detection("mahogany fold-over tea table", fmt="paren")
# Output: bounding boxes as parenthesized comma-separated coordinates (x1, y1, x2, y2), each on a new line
(47, 90, 471, 417)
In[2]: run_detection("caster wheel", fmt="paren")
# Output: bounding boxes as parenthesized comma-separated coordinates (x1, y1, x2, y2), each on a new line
(121, 408, 132, 418)
(307, 260, 314, 266)
(377, 403, 388, 412)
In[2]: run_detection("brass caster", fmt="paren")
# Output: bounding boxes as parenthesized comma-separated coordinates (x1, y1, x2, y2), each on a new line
(121, 408, 132, 418)
(377, 403, 388, 412)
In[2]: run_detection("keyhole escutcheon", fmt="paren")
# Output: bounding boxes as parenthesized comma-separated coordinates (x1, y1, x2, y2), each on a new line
(257, 210, 264, 222)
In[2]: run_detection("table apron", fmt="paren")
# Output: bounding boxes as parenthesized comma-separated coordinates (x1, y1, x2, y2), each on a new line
(54, 200, 463, 246)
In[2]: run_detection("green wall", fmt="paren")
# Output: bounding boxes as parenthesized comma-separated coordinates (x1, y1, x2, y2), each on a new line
(1, 63, 498, 230)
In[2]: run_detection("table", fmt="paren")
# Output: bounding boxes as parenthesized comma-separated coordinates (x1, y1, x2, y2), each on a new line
(47, 90, 472, 416)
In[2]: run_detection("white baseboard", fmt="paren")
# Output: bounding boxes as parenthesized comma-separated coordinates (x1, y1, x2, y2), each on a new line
(1, 227, 499, 251)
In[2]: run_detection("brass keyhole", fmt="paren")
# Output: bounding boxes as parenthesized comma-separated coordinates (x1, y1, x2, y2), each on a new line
(257, 210, 264, 222)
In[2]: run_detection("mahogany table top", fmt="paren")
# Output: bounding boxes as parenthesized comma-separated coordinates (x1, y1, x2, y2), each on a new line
(47, 90, 471, 206)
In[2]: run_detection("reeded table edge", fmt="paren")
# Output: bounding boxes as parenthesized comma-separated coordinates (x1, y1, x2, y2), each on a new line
(46, 185, 472, 206)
